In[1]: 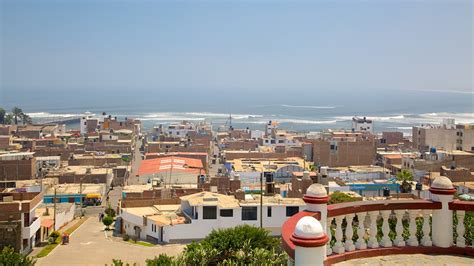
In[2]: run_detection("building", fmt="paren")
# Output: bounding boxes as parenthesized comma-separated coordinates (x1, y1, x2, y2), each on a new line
(0, 191, 42, 254)
(312, 132, 376, 167)
(352, 116, 373, 133)
(0, 152, 37, 181)
(120, 191, 305, 243)
(43, 183, 106, 206)
(138, 156, 204, 185)
(226, 157, 309, 183)
(412, 119, 474, 152)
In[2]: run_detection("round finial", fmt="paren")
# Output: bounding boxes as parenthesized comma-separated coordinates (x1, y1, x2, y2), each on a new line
(290, 216, 329, 247)
(306, 184, 327, 197)
(431, 176, 453, 189)
(294, 216, 324, 239)
(429, 175, 456, 195)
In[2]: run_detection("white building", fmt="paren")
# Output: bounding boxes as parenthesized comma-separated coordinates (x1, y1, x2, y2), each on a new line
(120, 191, 305, 243)
(164, 122, 195, 138)
(352, 117, 373, 133)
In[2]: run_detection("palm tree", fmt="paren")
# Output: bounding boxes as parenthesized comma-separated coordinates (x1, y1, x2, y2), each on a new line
(4, 114, 13, 125)
(397, 169, 413, 193)
(11, 107, 23, 125)
(0, 108, 5, 124)
(21, 113, 32, 125)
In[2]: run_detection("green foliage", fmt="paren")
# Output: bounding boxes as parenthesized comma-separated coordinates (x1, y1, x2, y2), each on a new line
(146, 254, 176, 266)
(0, 108, 5, 124)
(103, 215, 113, 229)
(48, 231, 61, 244)
(110, 259, 137, 266)
(396, 169, 413, 182)
(12, 107, 23, 125)
(0, 246, 36, 265)
(4, 114, 13, 125)
(117, 225, 287, 265)
(105, 207, 116, 218)
(396, 170, 413, 193)
(122, 234, 130, 241)
(182, 225, 285, 265)
(329, 191, 359, 205)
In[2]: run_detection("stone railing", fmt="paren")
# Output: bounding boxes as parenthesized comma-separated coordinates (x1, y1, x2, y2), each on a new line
(282, 176, 474, 266)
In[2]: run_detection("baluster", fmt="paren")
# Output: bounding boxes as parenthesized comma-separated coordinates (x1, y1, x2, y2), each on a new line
(393, 210, 406, 247)
(344, 214, 356, 251)
(333, 216, 345, 254)
(456, 211, 466, 248)
(355, 212, 367, 250)
(367, 211, 379, 248)
(380, 210, 392, 247)
(421, 210, 432, 247)
(407, 210, 419, 246)
(327, 218, 333, 255)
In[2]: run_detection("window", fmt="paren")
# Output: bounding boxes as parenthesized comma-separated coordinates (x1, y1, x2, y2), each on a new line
(203, 206, 217, 219)
(220, 209, 233, 217)
(270, 139, 276, 144)
(267, 206, 272, 217)
(330, 144, 337, 151)
(241, 207, 258, 221)
(286, 206, 299, 217)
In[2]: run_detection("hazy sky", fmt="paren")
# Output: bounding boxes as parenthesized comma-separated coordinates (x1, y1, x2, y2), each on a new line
(1, 0, 472, 95)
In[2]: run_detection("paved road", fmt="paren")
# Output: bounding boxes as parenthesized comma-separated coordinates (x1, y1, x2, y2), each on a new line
(36, 216, 184, 265)
(335, 254, 473, 265)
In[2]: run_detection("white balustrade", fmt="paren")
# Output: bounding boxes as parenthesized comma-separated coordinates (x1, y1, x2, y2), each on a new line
(327, 218, 333, 255)
(393, 210, 406, 247)
(333, 216, 345, 254)
(344, 214, 356, 251)
(421, 210, 432, 247)
(380, 210, 392, 247)
(407, 210, 419, 246)
(355, 212, 367, 250)
(367, 211, 379, 248)
(455, 211, 466, 248)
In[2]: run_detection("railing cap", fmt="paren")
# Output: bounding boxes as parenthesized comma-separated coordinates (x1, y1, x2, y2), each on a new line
(431, 175, 454, 190)
(306, 183, 327, 197)
(430, 175, 456, 195)
(290, 216, 329, 247)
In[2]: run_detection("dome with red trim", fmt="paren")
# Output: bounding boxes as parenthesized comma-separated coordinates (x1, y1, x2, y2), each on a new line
(431, 176, 454, 190)
(294, 216, 324, 239)
(306, 183, 327, 198)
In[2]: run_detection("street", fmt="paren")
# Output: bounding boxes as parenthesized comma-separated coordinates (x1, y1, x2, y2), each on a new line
(36, 216, 184, 266)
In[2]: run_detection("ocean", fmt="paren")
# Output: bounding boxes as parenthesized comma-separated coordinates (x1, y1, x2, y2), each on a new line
(1, 88, 472, 134)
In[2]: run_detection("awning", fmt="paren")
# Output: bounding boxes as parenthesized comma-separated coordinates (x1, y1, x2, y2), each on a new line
(41, 219, 54, 228)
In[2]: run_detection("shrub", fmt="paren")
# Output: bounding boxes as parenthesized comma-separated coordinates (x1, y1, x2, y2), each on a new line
(105, 207, 116, 218)
(48, 231, 61, 244)
(329, 191, 359, 205)
(0, 247, 36, 265)
(103, 215, 113, 230)
(146, 254, 175, 266)
(122, 234, 130, 241)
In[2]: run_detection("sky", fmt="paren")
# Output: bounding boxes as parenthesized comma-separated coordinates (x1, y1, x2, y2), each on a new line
(0, 0, 472, 99)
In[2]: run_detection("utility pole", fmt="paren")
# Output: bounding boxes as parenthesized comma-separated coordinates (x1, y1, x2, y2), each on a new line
(260, 172, 263, 229)
(53, 187, 57, 230)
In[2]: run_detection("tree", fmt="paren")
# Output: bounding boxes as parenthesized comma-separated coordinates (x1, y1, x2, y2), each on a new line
(103, 215, 113, 230)
(182, 225, 285, 265)
(11, 107, 23, 125)
(397, 169, 413, 193)
(0, 246, 36, 265)
(4, 114, 13, 125)
(0, 108, 5, 124)
(21, 113, 32, 125)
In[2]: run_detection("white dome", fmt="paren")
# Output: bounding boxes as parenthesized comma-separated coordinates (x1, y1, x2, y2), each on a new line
(306, 183, 327, 197)
(431, 176, 453, 189)
(294, 216, 324, 239)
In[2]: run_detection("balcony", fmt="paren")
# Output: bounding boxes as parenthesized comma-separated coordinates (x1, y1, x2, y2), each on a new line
(282, 176, 474, 265)
(22, 216, 40, 239)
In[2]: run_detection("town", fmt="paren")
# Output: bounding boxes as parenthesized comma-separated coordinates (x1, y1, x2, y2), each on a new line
(0, 108, 472, 265)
